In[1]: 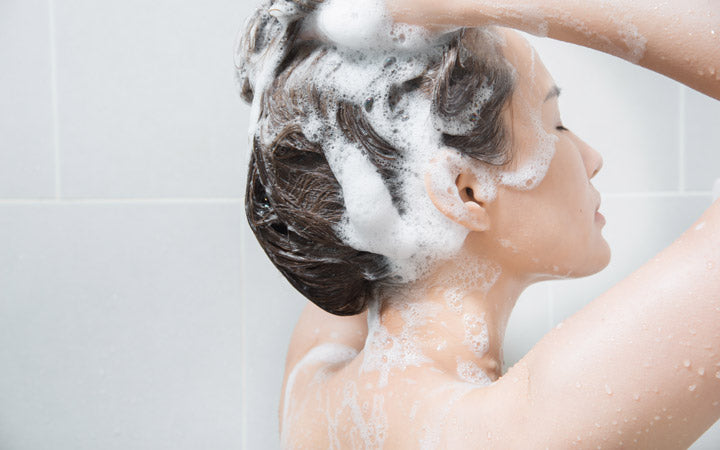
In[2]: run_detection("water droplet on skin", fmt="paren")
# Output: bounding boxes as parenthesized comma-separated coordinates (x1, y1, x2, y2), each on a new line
(684, 360, 691, 368)
(713, 401, 719, 406)
(576, 381, 581, 389)
(655, 415, 661, 421)
(715, 371, 720, 379)
(707, 261, 715, 270)
(689, 384, 697, 391)
(605, 384, 613, 395)
(699, 367, 706, 375)
(633, 393, 640, 401)
(595, 422, 601, 428)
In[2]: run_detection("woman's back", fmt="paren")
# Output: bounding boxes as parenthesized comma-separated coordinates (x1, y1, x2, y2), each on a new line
(282, 198, 720, 449)
(281, 345, 502, 449)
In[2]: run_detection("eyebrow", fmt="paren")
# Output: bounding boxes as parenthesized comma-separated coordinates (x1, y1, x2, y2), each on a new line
(545, 85, 562, 102)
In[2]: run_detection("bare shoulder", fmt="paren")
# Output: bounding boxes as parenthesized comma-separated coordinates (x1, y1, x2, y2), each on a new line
(280, 343, 361, 447)
(280, 302, 368, 434)
(284, 302, 367, 377)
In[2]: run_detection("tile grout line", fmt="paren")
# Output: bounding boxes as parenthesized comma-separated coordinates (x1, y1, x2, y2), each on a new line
(0, 198, 243, 205)
(678, 85, 686, 193)
(48, 0, 62, 199)
(240, 224, 247, 450)
(0, 192, 711, 205)
(603, 191, 711, 199)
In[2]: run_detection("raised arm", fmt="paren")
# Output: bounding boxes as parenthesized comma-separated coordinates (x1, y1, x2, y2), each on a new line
(391, 0, 720, 100)
(449, 199, 720, 448)
(519, 199, 720, 447)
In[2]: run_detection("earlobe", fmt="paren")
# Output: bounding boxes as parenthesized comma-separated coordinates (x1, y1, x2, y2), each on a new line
(424, 168, 491, 233)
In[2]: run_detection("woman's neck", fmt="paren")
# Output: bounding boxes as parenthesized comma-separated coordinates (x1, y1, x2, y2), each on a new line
(367, 254, 532, 384)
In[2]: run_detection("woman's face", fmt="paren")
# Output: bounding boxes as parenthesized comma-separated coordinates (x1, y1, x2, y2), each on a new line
(468, 29, 611, 281)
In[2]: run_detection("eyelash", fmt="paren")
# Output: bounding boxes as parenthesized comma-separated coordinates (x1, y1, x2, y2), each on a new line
(556, 125, 569, 132)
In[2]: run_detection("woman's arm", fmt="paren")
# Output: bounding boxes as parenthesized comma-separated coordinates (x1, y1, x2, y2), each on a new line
(452, 199, 720, 448)
(391, 0, 720, 100)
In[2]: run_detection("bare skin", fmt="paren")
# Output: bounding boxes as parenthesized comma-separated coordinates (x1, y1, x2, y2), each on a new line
(279, 2, 720, 448)
(390, 0, 720, 101)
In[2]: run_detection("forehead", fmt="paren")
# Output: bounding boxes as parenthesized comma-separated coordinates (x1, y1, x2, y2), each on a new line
(496, 28, 555, 105)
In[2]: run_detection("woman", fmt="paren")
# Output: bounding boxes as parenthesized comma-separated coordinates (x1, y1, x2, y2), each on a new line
(237, 0, 720, 447)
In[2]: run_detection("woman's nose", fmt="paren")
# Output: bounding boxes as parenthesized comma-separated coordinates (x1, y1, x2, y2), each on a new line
(578, 137, 603, 180)
(589, 147, 603, 180)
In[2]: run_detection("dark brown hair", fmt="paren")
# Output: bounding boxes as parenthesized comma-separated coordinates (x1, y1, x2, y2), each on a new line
(236, 0, 515, 316)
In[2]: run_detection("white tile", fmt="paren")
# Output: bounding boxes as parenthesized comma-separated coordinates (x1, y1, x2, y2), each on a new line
(55, 0, 250, 198)
(691, 419, 720, 449)
(0, 203, 243, 450)
(0, 0, 55, 197)
(503, 283, 552, 369)
(684, 88, 720, 191)
(523, 34, 682, 193)
(549, 195, 712, 324)
(242, 219, 305, 450)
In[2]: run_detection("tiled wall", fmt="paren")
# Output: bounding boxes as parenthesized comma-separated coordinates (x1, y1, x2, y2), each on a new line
(1, 0, 248, 449)
(1, 1, 718, 449)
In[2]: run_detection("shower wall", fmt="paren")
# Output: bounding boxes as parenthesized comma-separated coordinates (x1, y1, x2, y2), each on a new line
(0, 0, 718, 449)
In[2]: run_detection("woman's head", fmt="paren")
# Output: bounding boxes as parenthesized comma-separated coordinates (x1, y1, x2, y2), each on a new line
(236, 0, 608, 315)
(431, 29, 610, 283)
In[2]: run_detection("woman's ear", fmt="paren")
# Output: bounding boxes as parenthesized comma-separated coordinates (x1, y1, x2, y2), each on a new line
(424, 166, 491, 233)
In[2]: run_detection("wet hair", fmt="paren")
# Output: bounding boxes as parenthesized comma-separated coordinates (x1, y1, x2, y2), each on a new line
(236, 0, 516, 316)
